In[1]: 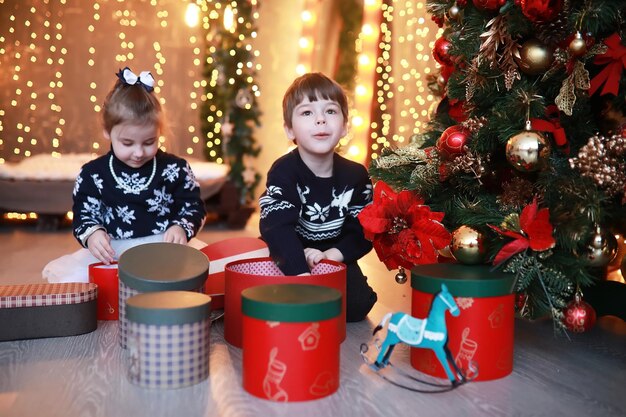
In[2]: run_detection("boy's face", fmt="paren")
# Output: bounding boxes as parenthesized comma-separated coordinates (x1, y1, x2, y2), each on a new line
(284, 96, 347, 161)
(105, 122, 159, 169)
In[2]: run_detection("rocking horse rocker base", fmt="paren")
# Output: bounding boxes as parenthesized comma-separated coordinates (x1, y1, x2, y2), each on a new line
(360, 283, 477, 393)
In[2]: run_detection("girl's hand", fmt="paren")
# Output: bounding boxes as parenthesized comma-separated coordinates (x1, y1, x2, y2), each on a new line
(163, 225, 187, 244)
(304, 247, 326, 269)
(87, 229, 115, 264)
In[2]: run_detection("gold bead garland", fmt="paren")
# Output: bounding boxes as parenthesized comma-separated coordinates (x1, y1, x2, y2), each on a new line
(569, 133, 626, 199)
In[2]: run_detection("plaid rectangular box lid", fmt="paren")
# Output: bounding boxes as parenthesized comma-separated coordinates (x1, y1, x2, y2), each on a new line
(0, 283, 97, 308)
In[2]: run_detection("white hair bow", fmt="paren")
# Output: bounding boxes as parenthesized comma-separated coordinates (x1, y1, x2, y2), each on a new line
(117, 67, 155, 92)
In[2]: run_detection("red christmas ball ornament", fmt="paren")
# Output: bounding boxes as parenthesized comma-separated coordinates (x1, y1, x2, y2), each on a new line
(448, 99, 467, 123)
(433, 37, 454, 66)
(562, 293, 597, 333)
(437, 125, 470, 160)
(440, 64, 455, 85)
(520, 0, 563, 23)
(473, 0, 506, 12)
(515, 292, 527, 311)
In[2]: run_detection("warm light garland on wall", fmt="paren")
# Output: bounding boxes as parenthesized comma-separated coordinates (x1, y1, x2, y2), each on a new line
(0, 0, 206, 164)
(361, 0, 440, 162)
(349, 0, 382, 164)
(296, 1, 318, 76)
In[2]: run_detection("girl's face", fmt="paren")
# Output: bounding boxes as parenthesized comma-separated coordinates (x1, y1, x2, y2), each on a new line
(105, 122, 159, 168)
(284, 96, 347, 161)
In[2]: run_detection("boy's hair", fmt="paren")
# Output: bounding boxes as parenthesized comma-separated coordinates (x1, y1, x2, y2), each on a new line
(102, 80, 164, 134)
(282, 72, 348, 128)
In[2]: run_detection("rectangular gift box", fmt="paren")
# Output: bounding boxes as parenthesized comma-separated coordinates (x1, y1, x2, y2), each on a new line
(0, 282, 97, 341)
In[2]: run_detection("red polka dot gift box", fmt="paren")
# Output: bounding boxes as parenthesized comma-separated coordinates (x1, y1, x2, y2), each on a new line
(224, 258, 346, 348)
(410, 264, 516, 381)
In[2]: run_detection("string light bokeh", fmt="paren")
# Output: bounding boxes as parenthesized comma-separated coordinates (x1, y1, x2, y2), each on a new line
(0, 0, 206, 164)
(293, 0, 440, 164)
(356, 0, 440, 162)
(1, 0, 440, 167)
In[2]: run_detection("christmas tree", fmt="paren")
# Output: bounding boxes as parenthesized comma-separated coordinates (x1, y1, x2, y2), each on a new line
(360, 0, 625, 327)
(200, 0, 262, 205)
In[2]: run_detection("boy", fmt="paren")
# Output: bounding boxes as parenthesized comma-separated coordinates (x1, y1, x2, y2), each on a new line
(259, 72, 377, 322)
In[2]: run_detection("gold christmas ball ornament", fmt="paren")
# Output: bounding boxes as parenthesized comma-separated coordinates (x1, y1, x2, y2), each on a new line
(437, 73, 447, 87)
(448, 5, 461, 21)
(607, 233, 626, 272)
(450, 225, 485, 265)
(568, 32, 587, 57)
(581, 226, 618, 267)
(515, 39, 554, 75)
(506, 126, 551, 172)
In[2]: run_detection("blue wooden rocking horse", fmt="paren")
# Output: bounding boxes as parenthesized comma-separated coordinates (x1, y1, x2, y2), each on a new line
(371, 283, 464, 385)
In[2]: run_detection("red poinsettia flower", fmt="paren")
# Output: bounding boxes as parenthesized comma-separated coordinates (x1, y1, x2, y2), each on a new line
(489, 198, 556, 266)
(358, 181, 451, 270)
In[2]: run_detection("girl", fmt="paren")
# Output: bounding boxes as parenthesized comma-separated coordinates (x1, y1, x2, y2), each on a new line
(43, 67, 206, 283)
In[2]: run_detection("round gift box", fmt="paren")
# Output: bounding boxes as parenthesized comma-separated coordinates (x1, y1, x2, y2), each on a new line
(224, 257, 346, 348)
(242, 284, 342, 402)
(89, 262, 119, 320)
(126, 291, 211, 389)
(117, 242, 209, 349)
(410, 264, 516, 381)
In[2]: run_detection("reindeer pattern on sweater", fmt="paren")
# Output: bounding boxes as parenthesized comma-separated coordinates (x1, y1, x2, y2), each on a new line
(259, 150, 373, 275)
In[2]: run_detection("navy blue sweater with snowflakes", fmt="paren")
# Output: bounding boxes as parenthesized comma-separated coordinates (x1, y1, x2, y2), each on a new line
(259, 149, 373, 275)
(72, 149, 206, 247)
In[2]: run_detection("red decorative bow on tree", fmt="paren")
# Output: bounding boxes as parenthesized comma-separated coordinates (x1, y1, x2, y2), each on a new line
(358, 181, 451, 270)
(589, 33, 626, 96)
(489, 198, 556, 266)
(531, 105, 569, 153)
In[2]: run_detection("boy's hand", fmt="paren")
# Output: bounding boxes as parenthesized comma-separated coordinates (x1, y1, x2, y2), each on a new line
(322, 248, 344, 263)
(304, 248, 326, 269)
(163, 225, 187, 244)
(87, 229, 115, 264)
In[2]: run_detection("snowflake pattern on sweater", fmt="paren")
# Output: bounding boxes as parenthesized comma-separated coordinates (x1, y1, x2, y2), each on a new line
(259, 150, 373, 275)
(72, 150, 206, 246)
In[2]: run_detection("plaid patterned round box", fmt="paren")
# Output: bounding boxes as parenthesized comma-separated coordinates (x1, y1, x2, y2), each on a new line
(118, 243, 209, 348)
(126, 291, 211, 389)
(224, 257, 346, 348)
(242, 284, 342, 402)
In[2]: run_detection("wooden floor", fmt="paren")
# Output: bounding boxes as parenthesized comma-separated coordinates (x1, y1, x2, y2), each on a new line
(1, 215, 625, 417)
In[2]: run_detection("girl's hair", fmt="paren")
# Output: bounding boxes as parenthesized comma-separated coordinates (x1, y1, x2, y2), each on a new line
(102, 79, 164, 134)
(282, 72, 348, 128)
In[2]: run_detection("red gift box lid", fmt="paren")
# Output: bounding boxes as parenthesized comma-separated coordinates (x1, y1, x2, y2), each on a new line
(0, 283, 97, 308)
(200, 237, 269, 298)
